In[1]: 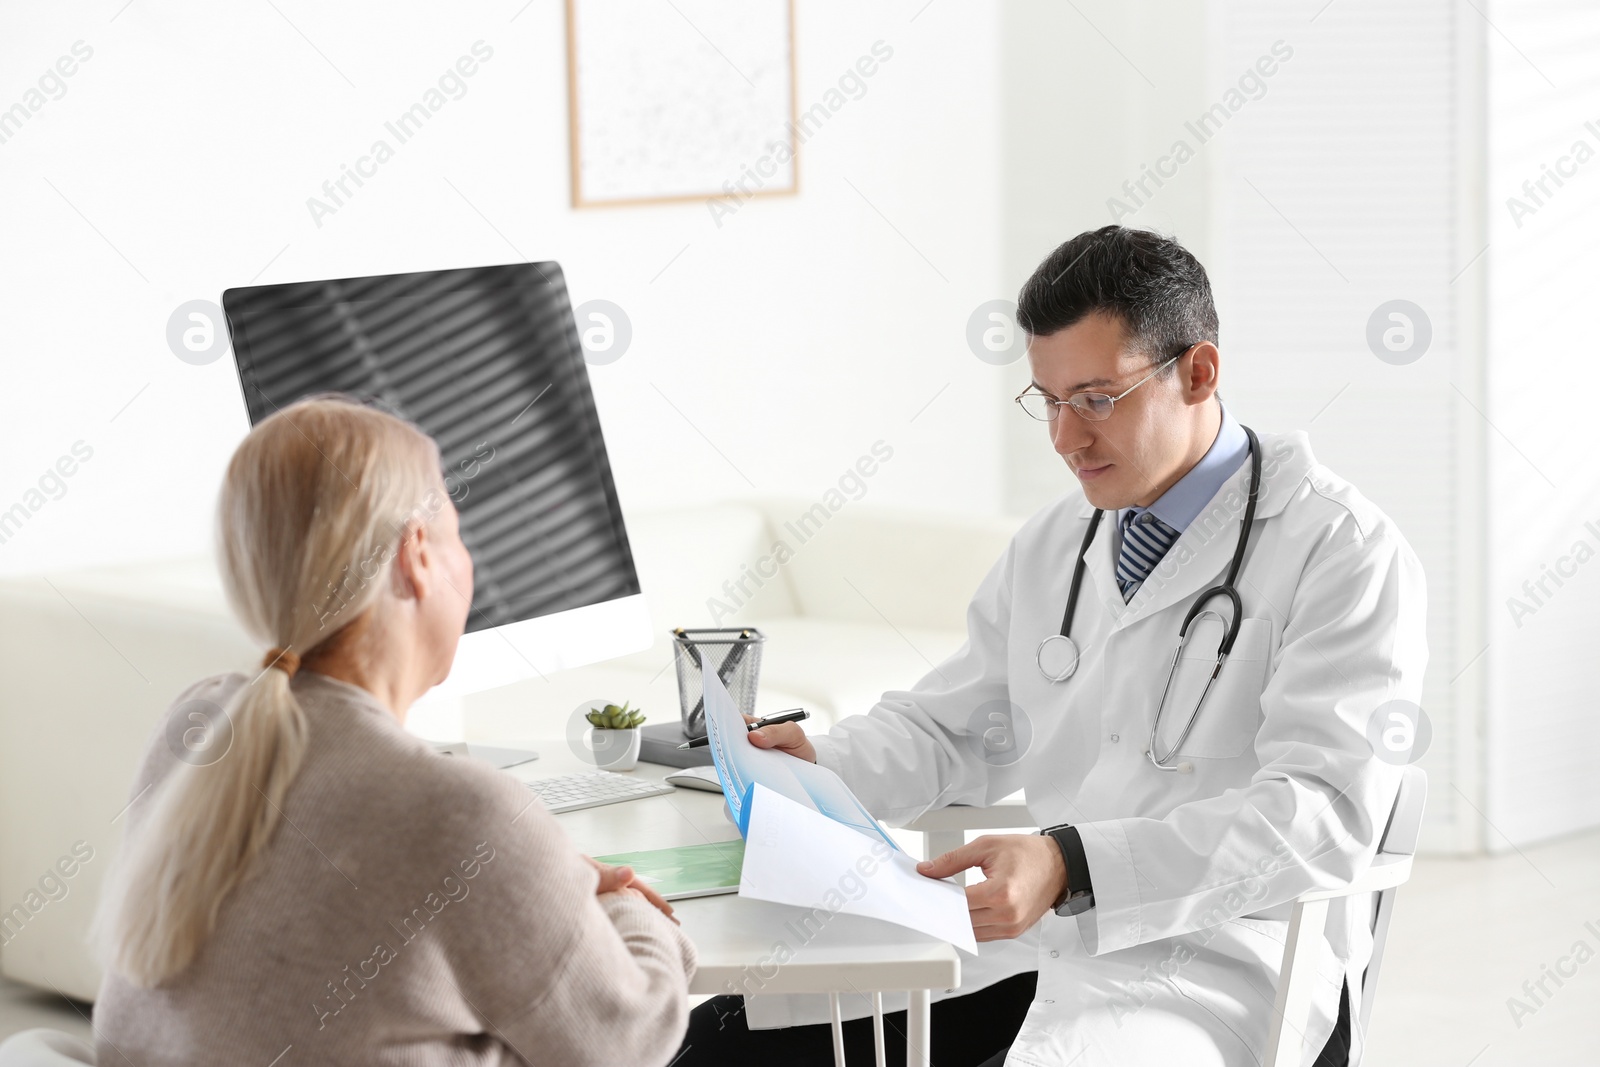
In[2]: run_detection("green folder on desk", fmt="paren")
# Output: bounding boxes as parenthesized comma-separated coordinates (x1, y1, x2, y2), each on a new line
(593, 839, 744, 900)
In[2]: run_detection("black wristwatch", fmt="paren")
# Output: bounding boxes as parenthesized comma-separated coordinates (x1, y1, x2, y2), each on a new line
(1041, 823, 1095, 916)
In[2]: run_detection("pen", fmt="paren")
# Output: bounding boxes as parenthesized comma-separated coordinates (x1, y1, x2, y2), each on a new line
(677, 708, 809, 749)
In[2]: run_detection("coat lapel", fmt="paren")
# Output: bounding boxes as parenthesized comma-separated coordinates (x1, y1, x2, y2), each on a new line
(1084, 430, 1317, 631)
(1080, 500, 1127, 621)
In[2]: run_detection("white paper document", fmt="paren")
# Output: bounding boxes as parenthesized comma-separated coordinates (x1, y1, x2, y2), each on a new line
(741, 782, 978, 954)
(698, 648, 976, 953)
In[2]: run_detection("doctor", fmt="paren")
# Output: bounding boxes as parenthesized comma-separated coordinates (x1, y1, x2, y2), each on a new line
(679, 224, 1428, 1066)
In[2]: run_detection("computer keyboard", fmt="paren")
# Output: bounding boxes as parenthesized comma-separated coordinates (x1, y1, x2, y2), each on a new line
(526, 772, 677, 814)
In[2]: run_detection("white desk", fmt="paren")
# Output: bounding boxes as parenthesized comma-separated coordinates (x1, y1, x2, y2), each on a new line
(502, 740, 961, 1067)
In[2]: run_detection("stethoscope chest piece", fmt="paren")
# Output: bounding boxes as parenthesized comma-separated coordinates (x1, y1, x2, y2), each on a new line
(1141, 749, 1194, 774)
(1036, 634, 1080, 682)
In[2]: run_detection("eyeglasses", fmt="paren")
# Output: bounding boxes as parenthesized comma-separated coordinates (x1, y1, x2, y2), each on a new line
(1014, 343, 1196, 423)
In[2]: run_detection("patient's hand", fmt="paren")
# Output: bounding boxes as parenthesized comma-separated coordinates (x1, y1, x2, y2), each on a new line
(742, 713, 817, 763)
(586, 857, 678, 923)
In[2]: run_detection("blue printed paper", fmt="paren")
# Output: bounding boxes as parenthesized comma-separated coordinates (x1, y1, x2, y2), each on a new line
(699, 647, 900, 852)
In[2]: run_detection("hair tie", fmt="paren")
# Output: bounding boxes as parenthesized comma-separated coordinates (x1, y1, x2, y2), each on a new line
(262, 647, 301, 677)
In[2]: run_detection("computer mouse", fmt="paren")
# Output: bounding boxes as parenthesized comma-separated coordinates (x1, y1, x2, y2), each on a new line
(664, 765, 725, 792)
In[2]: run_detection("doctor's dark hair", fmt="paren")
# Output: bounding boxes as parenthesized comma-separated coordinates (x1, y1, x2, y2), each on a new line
(1016, 225, 1219, 374)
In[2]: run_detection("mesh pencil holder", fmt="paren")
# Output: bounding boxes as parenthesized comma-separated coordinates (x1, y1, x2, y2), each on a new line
(671, 627, 765, 739)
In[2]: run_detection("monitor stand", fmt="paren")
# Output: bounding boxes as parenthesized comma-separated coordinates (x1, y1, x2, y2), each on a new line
(407, 691, 466, 742)
(429, 740, 541, 770)
(410, 694, 540, 769)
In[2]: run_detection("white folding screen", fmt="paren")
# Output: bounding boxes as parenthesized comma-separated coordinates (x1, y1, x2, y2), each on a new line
(1209, 0, 1474, 852)
(1482, 0, 1600, 847)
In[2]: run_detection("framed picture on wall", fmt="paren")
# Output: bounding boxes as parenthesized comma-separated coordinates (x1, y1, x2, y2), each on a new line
(565, 0, 798, 208)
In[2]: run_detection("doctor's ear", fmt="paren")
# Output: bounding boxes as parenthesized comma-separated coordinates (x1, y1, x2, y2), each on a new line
(1177, 342, 1221, 406)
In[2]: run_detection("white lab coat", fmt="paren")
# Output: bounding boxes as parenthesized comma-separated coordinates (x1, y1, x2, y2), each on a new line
(791, 430, 1428, 1066)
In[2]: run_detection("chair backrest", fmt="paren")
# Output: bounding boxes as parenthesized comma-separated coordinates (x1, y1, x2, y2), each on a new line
(0, 1029, 96, 1067)
(1359, 765, 1427, 1034)
(1377, 765, 1428, 857)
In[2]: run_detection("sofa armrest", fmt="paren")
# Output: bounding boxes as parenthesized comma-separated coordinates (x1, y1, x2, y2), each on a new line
(0, 571, 256, 999)
(751, 499, 1024, 631)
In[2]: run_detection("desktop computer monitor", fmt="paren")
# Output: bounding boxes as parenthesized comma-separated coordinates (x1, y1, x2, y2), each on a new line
(220, 261, 653, 709)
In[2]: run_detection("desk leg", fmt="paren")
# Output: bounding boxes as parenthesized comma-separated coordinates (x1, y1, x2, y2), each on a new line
(906, 989, 931, 1067)
(872, 992, 887, 1067)
(829, 992, 846, 1067)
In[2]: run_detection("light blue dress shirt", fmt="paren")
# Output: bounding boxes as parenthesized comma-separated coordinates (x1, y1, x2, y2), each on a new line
(1119, 402, 1249, 535)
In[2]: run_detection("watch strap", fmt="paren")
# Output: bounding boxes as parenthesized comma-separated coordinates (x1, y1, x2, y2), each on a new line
(1042, 823, 1094, 914)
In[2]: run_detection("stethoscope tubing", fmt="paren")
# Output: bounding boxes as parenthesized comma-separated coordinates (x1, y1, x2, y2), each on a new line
(1036, 426, 1263, 771)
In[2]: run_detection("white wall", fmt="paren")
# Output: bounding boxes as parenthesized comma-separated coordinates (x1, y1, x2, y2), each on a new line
(0, 0, 1005, 577)
(8, 0, 1594, 857)
(998, 0, 1216, 512)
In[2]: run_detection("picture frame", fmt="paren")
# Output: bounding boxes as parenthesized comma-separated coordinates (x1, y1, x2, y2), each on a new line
(566, 0, 799, 208)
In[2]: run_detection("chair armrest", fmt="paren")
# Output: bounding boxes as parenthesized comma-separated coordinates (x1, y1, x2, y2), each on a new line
(903, 806, 1412, 899)
(1264, 852, 1417, 1067)
(1295, 853, 1413, 903)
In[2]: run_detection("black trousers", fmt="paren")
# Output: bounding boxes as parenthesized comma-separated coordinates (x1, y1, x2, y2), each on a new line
(674, 971, 1036, 1067)
(673, 972, 1352, 1066)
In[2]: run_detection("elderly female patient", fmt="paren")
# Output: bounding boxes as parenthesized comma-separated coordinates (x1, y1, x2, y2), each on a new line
(91, 395, 695, 1066)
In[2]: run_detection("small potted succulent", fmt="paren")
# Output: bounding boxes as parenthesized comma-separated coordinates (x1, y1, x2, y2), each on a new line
(585, 701, 646, 771)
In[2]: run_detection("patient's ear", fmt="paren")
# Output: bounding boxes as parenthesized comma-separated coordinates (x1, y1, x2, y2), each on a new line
(390, 520, 430, 602)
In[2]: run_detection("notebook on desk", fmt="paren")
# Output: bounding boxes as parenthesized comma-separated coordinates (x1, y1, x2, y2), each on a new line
(593, 839, 744, 900)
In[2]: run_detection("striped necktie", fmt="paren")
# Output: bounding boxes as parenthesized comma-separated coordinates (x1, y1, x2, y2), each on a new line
(1116, 510, 1179, 601)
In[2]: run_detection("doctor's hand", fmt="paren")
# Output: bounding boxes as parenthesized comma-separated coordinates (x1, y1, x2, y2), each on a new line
(742, 713, 816, 763)
(916, 834, 1067, 942)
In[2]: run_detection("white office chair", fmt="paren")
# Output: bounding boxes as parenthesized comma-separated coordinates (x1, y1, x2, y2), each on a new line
(904, 765, 1427, 1067)
(0, 1029, 95, 1067)
(1262, 765, 1426, 1067)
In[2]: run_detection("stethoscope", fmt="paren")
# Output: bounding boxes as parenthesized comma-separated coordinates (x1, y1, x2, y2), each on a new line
(1036, 426, 1262, 772)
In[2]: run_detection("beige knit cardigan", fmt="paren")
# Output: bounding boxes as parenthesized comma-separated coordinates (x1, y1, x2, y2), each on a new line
(93, 669, 697, 1066)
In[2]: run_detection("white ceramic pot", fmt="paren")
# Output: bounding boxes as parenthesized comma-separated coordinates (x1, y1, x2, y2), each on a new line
(587, 727, 642, 771)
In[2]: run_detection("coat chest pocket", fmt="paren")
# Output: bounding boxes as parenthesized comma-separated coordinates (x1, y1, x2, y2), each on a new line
(1154, 616, 1273, 759)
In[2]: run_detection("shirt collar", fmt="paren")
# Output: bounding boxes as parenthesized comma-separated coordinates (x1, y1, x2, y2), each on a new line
(1120, 402, 1249, 534)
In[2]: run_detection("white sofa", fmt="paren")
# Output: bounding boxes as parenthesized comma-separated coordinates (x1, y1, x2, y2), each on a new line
(0, 498, 1022, 999)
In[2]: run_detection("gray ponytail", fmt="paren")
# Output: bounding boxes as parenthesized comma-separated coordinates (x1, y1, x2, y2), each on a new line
(93, 395, 442, 986)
